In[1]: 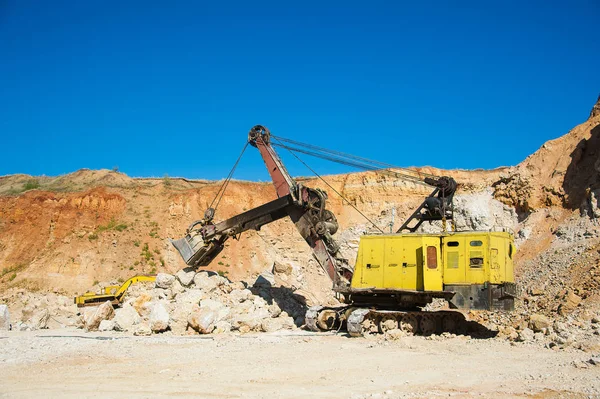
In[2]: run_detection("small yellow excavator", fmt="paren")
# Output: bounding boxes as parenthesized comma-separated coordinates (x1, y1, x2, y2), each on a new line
(74, 275, 156, 307)
(171, 125, 516, 336)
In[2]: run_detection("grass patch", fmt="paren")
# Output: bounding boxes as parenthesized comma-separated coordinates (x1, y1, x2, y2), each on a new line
(88, 233, 99, 241)
(148, 221, 159, 238)
(1, 263, 27, 278)
(96, 218, 128, 233)
(141, 243, 153, 262)
(5, 179, 41, 195)
(24, 179, 40, 191)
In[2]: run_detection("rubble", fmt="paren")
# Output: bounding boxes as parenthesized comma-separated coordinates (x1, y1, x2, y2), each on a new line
(149, 302, 170, 332)
(517, 328, 535, 342)
(529, 314, 552, 332)
(20, 270, 301, 337)
(113, 304, 141, 331)
(188, 307, 216, 334)
(30, 308, 50, 330)
(176, 268, 196, 287)
(558, 291, 582, 315)
(155, 273, 175, 289)
(193, 272, 217, 292)
(83, 301, 114, 331)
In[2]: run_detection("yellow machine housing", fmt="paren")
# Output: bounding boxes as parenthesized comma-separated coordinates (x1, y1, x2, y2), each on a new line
(74, 275, 156, 307)
(347, 231, 516, 310)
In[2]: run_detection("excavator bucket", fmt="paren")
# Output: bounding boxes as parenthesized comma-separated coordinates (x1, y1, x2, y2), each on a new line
(170, 233, 205, 266)
(170, 233, 225, 267)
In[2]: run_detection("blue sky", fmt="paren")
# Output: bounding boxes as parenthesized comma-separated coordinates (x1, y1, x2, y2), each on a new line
(1, 1, 599, 181)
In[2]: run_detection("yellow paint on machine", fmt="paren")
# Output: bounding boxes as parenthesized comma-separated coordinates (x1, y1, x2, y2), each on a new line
(351, 231, 515, 291)
(74, 275, 156, 307)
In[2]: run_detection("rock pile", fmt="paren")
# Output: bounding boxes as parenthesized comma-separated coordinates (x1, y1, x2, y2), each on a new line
(79, 270, 302, 335)
(0, 290, 79, 331)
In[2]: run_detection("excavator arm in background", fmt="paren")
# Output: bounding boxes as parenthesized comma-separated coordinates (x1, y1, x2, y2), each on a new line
(397, 175, 457, 232)
(170, 125, 352, 289)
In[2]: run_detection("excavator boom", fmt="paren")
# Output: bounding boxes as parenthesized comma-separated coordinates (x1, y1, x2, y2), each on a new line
(171, 125, 352, 289)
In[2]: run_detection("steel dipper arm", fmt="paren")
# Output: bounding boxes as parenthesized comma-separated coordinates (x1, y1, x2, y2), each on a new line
(248, 125, 352, 288)
(171, 126, 352, 289)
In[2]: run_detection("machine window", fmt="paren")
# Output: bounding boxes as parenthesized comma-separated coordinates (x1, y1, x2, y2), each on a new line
(470, 240, 483, 247)
(447, 252, 459, 269)
(426, 246, 437, 269)
(509, 244, 514, 259)
(447, 241, 459, 247)
(470, 251, 484, 268)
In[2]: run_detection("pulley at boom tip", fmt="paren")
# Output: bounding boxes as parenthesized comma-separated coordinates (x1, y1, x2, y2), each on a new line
(248, 125, 270, 147)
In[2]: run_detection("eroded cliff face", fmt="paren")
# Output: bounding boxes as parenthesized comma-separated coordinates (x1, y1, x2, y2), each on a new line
(1, 98, 600, 304)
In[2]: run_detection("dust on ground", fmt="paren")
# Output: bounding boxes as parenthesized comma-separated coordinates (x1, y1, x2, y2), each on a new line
(1, 329, 599, 399)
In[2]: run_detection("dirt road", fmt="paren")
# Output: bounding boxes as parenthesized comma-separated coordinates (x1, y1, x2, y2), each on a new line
(1, 329, 598, 398)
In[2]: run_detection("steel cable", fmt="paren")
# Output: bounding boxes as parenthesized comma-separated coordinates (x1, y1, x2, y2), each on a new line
(270, 136, 386, 233)
(271, 142, 431, 186)
(271, 134, 439, 180)
(209, 142, 249, 214)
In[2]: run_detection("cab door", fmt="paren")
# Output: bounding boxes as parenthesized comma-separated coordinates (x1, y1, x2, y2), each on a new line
(466, 237, 486, 284)
(422, 237, 443, 291)
(384, 237, 403, 289)
(443, 236, 467, 284)
(359, 237, 385, 287)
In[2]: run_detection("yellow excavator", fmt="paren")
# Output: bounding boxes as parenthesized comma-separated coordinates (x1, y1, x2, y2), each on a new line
(171, 126, 516, 336)
(74, 275, 156, 307)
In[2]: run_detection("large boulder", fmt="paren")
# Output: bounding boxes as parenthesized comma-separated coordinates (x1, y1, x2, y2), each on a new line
(133, 323, 152, 336)
(199, 299, 230, 322)
(30, 308, 50, 330)
(170, 279, 185, 297)
(99, 319, 116, 332)
(517, 328, 535, 342)
(0, 305, 9, 330)
(273, 261, 293, 276)
(113, 304, 141, 332)
(261, 318, 284, 332)
(268, 303, 282, 318)
(84, 301, 115, 331)
(529, 314, 552, 332)
(193, 272, 217, 292)
(176, 268, 196, 287)
(229, 289, 252, 303)
(155, 273, 175, 289)
(168, 289, 205, 334)
(188, 307, 217, 334)
(231, 309, 270, 333)
(132, 293, 153, 316)
(558, 291, 582, 315)
(149, 302, 170, 333)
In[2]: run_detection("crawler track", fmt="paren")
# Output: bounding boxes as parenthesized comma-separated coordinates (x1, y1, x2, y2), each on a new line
(306, 305, 470, 337)
(346, 308, 468, 337)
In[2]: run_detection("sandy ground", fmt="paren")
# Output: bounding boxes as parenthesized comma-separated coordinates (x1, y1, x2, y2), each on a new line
(1, 330, 599, 399)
